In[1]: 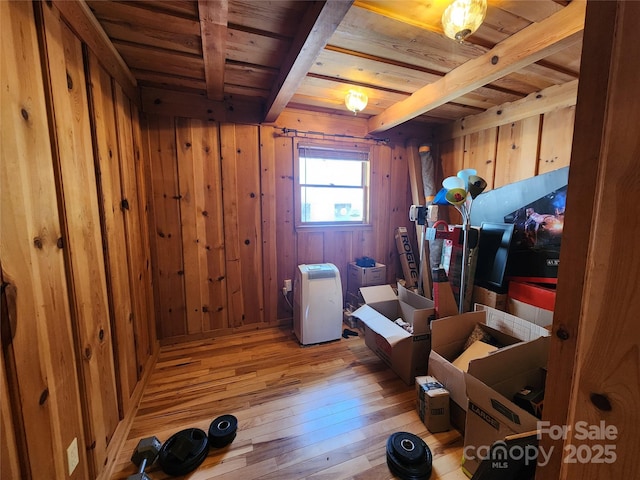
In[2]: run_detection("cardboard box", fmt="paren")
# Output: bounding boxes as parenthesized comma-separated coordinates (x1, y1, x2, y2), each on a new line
(507, 298, 553, 328)
(416, 375, 450, 433)
(345, 290, 364, 310)
(428, 306, 550, 413)
(394, 227, 419, 288)
(347, 262, 387, 291)
(472, 285, 507, 311)
(462, 336, 550, 476)
(352, 284, 435, 385)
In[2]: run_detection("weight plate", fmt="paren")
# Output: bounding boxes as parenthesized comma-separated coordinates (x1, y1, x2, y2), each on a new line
(390, 432, 427, 465)
(159, 428, 209, 476)
(386, 432, 433, 480)
(208, 414, 238, 448)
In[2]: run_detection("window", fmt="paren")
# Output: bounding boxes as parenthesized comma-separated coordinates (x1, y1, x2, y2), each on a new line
(296, 144, 370, 225)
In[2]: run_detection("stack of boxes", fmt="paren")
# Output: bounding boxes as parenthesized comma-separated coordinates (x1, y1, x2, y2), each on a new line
(425, 305, 550, 477)
(345, 257, 386, 311)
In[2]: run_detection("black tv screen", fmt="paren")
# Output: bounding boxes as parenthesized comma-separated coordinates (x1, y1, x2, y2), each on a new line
(474, 222, 514, 293)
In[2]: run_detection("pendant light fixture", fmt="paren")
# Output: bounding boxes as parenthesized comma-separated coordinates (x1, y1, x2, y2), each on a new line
(442, 0, 487, 43)
(345, 90, 368, 114)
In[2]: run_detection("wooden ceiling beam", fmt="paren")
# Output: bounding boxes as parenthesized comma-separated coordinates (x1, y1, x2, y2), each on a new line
(439, 79, 579, 140)
(263, 0, 353, 123)
(366, 0, 586, 134)
(198, 0, 228, 101)
(140, 87, 263, 124)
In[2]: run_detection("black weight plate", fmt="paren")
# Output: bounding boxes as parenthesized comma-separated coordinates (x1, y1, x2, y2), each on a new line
(159, 428, 209, 476)
(208, 414, 238, 448)
(386, 432, 433, 480)
(390, 432, 426, 465)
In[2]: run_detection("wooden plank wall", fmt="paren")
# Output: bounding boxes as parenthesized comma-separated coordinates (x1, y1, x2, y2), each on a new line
(176, 118, 227, 333)
(1, 2, 157, 479)
(143, 109, 423, 341)
(220, 124, 265, 328)
(438, 106, 575, 191)
(40, 4, 119, 472)
(144, 115, 187, 339)
(1, 2, 88, 478)
(88, 53, 139, 411)
(539, 2, 640, 478)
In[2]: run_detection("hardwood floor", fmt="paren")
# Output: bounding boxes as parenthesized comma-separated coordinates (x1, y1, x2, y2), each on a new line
(110, 326, 469, 480)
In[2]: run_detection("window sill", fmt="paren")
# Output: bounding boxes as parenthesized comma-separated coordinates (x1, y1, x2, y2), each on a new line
(295, 223, 373, 233)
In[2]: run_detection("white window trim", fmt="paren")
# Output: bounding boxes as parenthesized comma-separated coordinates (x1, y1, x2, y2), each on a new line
(294, 140, 371, 228)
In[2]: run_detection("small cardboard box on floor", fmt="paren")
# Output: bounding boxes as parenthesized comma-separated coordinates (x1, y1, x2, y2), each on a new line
(415, 375, 450, 433)
(462, 336, 550, 477)
(352, 284, 435, 385)
(427, 305, 550, 428)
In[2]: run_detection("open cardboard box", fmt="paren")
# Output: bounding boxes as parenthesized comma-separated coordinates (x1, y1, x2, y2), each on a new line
(352, 283, 435, 385)
(428, 306, 550, 414)
(462, 336, 550, 477)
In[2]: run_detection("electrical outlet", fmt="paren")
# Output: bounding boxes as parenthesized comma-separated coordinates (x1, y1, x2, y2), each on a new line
(284, 279, 292, 292)
(67, 437, 79, 475)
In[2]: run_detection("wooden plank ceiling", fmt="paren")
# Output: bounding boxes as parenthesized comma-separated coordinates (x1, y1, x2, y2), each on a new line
(86, 0, 585, 133)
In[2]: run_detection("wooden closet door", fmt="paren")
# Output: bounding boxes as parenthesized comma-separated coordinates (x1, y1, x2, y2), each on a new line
(0, 1, 88, 478)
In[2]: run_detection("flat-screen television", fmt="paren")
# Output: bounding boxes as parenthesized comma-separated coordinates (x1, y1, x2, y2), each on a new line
(474, 222, 514, 293)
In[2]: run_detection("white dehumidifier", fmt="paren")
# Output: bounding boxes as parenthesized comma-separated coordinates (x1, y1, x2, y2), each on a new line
(293, 263, 343, 345)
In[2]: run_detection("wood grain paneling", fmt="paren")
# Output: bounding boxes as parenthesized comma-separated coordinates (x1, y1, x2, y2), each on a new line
(176, 118, 227, 334)
(87, 52, 138, 412)
(145, 115, 187, 338)
(439, 137, 465, 181)
(114, 84, 154, 377)
(389, 144, 416, 283)
(438, 107, 575, 210)
(140, 86, 263, 125)
(41, 4, 119, 471)
(144, 110, 421, 340)
(1, 2, 88, 477)
(273, 135, 297, 320)
(538, 105, 575, 175)
(220, 124, 265, 327)
(494, 116, 541, 188)
(131, 108, 158, 353)
(539, 2, 640, 478)
(369, 144, 394, 276)
(323, 231, 354, 291)
(199, 123, 227, 332)
(259, 126, 279, 324)
(438, 137, 465, 224)
(0, 344, 22, 479)
(297, 232, 327, 266)
(350, 229, 376, 266)
(177, 117, 210, 334)
(463, 127, 498, 190)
